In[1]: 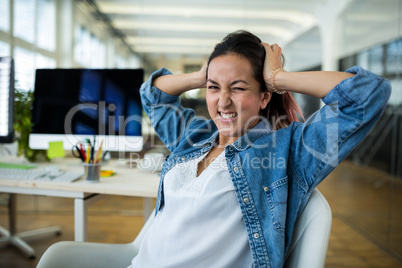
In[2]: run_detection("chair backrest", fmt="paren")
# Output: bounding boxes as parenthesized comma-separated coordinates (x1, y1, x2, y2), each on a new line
(133, 188, 332, 268)
(284, 188, 332, 268)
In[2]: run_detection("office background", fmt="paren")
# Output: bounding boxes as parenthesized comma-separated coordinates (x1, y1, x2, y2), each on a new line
(0, 0, 401, 267)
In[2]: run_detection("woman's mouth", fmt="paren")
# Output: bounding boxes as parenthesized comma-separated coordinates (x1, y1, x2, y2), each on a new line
(219, 112, 238, 122)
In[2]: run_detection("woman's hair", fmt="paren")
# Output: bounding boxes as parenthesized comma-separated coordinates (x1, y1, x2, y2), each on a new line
(207, 30, 304, 130)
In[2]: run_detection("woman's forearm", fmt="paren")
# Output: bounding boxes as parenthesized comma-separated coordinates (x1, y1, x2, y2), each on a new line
(152, 70, 206, 96)
(275, 71, 355, 99)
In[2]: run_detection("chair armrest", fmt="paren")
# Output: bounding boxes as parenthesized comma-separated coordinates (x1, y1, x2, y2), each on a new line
(37, 241, 137, 268)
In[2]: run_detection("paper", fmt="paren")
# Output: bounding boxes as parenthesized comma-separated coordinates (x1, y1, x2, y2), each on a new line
(47, 141, 65, 159)
(0, 162, 37, 169)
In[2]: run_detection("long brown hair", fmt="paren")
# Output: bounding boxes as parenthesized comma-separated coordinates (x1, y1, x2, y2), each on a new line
(207, 30, 304, 130)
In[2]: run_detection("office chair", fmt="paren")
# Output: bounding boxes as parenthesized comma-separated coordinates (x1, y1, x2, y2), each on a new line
(37, 188, 332, 268)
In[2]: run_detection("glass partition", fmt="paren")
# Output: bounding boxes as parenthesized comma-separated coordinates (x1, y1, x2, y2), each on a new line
(338, 0, 402, 261)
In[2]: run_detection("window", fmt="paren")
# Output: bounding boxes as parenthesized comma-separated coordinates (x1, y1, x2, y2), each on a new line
(14, 47, 35, 91)
(387, 39, 402, 74)
(74, 25, 107, 68)
(0, 40, 9, 56)
(74, 26, 85, 65)
(356, 50, 369, 70)
(14, 0, 57, 50)
(0, 0, 9, 32)
(91, 37, 106, 67)
(388, 78, 402, 106)
(36, 53, 56, 69)
(369, 45, 383, 75)
(339, 55, 355, 72)
(14, 0, 35, 43)
(12, 0, 57, 91)
(37, 0, 56, 51)
(339, 37, 402, 107)
(115, 54, 126, 68)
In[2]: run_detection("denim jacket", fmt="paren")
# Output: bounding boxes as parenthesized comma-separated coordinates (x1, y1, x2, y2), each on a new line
(140, 66, 391, 268)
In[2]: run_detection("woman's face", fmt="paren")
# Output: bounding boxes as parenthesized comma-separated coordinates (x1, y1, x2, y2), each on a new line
(206, 53, 271, 142)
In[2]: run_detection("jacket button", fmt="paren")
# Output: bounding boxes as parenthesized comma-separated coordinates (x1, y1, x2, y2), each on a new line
(233, 167, 238, 171)
(263, 187, 269, 192)
(253, 233, 259, 239)
(181, 157, 186, 161)
(243, 197, 249, 203)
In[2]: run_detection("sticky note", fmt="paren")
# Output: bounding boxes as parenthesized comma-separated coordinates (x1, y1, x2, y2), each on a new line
(47, 141, 65, 159)
(101, 170, 115, 177)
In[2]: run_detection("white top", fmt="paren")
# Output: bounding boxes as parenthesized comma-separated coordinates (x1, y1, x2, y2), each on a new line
(129, 152, 253, 268)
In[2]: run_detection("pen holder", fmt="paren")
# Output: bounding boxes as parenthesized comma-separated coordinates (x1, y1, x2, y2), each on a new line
(83, 163, 102, 183)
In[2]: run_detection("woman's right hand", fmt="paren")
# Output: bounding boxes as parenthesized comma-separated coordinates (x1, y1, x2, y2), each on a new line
(197, 62, 208, 89)
(152, 63, 208, 96)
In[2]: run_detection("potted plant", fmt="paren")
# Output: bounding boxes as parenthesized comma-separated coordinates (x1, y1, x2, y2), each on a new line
(13, 89, 48, 162)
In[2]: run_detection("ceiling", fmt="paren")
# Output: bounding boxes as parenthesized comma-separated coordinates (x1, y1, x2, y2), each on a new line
(89, 0, 401, 71)
(92, 0, 322, 66)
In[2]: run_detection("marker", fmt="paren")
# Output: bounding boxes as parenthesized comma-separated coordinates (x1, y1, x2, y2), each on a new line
(78, 142, 86, 162)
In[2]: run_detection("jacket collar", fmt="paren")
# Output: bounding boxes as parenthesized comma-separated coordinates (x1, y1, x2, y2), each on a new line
(232, 119, 274, 151)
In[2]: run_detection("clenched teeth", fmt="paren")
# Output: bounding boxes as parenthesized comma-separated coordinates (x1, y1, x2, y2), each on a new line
(219, 112, 237, 119)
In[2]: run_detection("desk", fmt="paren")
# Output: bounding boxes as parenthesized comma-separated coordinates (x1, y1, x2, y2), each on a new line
(0, 158, 160, 256)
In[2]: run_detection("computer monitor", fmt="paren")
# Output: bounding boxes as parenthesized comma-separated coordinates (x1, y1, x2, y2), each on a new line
(0, 56, 14, 144)
(29, 68, 144, 152)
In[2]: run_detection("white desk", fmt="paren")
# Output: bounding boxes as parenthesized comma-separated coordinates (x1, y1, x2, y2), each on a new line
(0, 158, 160, 256)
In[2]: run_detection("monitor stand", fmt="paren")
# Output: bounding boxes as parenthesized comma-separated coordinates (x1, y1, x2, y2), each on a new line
(0, 194, 61, 259)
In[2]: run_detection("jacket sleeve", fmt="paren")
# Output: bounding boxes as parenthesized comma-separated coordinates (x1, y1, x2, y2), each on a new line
(289, 66, 391, 190)
(140, 68, 207, 152)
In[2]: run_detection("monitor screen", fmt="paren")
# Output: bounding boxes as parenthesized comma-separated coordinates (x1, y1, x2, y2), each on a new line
(0, 56, 14, 144)
(29, 68, 144, 152)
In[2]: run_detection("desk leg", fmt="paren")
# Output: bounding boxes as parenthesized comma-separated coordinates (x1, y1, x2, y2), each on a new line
(74, 197, 87, 242)
(74, 194, 104, 242)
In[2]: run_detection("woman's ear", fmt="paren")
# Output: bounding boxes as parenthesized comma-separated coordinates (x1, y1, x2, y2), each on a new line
(260, 91, 272, 110)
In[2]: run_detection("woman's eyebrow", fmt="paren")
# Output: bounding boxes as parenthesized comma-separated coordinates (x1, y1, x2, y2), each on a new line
(207, 79, 219, 85)
(231, 80, 249, 86)
(207, 79, 249, 85)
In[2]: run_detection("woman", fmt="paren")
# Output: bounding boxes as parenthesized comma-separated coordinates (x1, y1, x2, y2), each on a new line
(129, 30, 391, 268)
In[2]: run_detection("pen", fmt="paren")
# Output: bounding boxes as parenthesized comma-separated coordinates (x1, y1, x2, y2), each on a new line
(86, 145, 90, 163)
(90, 136, 95, 163)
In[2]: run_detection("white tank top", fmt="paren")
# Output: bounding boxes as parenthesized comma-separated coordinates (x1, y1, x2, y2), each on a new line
(129, 151, 253, 268)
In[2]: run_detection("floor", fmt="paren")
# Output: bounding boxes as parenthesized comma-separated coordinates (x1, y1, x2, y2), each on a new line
(0, 160, 401, 268)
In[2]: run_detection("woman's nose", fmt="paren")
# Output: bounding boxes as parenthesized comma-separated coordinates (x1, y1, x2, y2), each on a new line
(218, 90, 232, 108)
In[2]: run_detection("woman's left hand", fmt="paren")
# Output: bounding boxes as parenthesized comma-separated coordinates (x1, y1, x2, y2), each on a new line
(261, 42, 284, 85)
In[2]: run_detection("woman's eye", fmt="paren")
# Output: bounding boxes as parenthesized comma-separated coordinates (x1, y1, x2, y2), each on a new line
(207, 85, 219, 90)
(233, 87, 245, 91)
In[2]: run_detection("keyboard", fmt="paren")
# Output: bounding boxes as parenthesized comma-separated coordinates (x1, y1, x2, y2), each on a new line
(0, 167, 84, 183)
